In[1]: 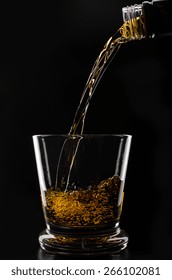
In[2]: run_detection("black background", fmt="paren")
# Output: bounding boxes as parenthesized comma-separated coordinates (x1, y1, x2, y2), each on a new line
(0, 0, 172, 260)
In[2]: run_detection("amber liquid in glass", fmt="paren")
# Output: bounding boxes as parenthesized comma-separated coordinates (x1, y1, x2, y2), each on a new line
(43, 176, 124, 230)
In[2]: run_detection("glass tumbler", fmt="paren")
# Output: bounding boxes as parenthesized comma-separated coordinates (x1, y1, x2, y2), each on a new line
(33, 134, 132, 255)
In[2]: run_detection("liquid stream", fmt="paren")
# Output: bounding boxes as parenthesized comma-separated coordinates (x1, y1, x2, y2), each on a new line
(55, 16, 144, 191)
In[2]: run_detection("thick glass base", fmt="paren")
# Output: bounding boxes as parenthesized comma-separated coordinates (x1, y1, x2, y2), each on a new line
(39, 227, 128, 256)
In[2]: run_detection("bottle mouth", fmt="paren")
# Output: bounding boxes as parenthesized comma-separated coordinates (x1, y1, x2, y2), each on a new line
(122, 4, 143, 22)
(121, 4, 146, 41)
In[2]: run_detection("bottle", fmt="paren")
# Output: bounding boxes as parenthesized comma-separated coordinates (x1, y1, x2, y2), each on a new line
(122, 0, 172, 40)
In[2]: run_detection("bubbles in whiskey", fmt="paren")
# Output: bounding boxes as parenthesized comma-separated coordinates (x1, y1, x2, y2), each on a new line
(43, 176, 124, 229)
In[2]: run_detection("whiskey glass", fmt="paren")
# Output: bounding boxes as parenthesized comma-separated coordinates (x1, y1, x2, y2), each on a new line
(33, 134, 132, 255)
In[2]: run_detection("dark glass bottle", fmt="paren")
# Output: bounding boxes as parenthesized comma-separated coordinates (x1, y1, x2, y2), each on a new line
(122, 0, 172, 40)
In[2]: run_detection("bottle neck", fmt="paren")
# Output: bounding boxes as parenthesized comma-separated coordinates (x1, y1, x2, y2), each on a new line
(121, 4, 145, 41)
(121, 0, 172, 41)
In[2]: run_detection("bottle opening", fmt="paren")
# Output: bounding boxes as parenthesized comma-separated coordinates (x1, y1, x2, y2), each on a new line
(122, 4, 143, 22)
(121, 4, 146, 40)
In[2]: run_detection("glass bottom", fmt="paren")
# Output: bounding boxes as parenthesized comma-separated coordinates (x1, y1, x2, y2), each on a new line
(39, 227, 128, 256)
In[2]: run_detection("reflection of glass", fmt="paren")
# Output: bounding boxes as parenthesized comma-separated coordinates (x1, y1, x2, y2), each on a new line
(37, 247, 130, 260)
(33, 134, 132, 255)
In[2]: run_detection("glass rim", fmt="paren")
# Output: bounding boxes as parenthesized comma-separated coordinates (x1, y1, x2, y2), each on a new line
(32, 134, 132, 138)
